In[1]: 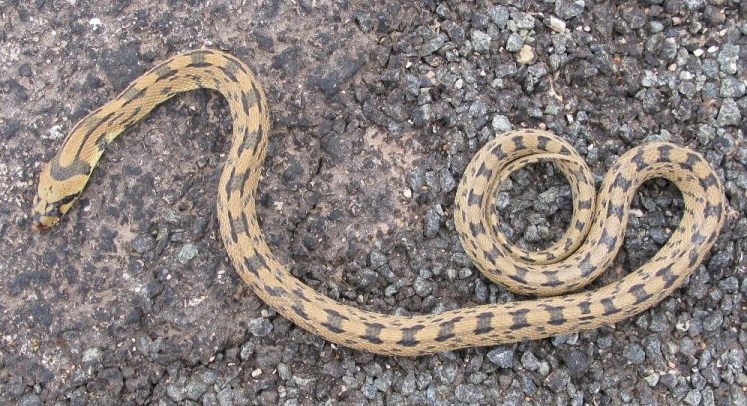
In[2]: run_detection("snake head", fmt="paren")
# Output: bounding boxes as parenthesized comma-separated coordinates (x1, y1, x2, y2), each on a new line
(31, 163, 79, 231)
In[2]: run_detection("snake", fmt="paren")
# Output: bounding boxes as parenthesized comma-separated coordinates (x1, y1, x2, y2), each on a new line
(32, 49, 726, 356)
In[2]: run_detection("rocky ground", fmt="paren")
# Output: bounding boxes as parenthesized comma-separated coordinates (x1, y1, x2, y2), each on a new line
(1, 0, 746, 405)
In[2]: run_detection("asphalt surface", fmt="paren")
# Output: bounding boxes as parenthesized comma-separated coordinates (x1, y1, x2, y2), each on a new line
(1, 1, 745, 405)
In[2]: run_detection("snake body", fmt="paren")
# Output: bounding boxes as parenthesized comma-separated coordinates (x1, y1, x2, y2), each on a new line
(33, 50, 726, 356)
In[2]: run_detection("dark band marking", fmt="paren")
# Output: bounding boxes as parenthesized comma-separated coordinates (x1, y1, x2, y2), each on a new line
(240, 88, 256, 113)
(159, 85, 173, 95)
(360, 322, 385, 344)
(688, 248, 699, 267)
(655, 264, 677, 288)
(598, 228, 618, 251)
(484, 247, 500, 264)
(612, 173, 632, 190)
(469, 221, 486, 237)
(154, 64, 178, 81)
(703, 202, 722, 219)
(264, 285, 285, 297)
(119, 86, 146, 108)
(224, 167, 237, 198)
(490, 143, 505, 159)
(236, 128, 260, 157)
(476, 161, 493, 179)
(218, 64, 239, 83)
(691, 231, 705, 245)
(578, 300, 592, 314)
(292, 287, 310, 302)
(71, 111, 116, 161)
(540, 271, 562, 287)
(698, 174, 718, 190)
(322, 309, 348, 334)
(291, 303, 309, 320)
(229, 214, 247, 243)
(578, 198, 593, 210)
(50, 159, 92, 182)
(600, 298, 620, 315)
(435, 316, 463, 342)
(606, 202, 624, 220)
(579, 253, 594, 277)
(536, 135, 550, 150)
(508, 266, 528, 285)
(249, 81, 264, 113)
(397, 325, 425, 347)
(681, 152, 701, 171)
(508, 308, 530, 330)
(628, 284, 653, 304)
(243, 253, 267, 276)
(543, 305, 567, 325)
(656, 144, 673, 163)
(631, 149, 647, 171)
(467, 189, 483, 206)
(474, 312, 494, 335)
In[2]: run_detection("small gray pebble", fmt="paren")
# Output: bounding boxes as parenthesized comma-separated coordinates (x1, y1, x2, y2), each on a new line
(717, 98, 741, 127)
(247, 318, 273, 337)
(561, 350, 589, 378)
(413, 277, 433, 297)
(421, 36, 446, 56)
(488, 5, 509, 28)
(555, 0, 585, 19)
(491, 115, 513, 133)
(400, 371, 417, 395)
(703, 312, 723, 332)
(239, 341, 255, 360)
(684, 0, 705, 10)
(717, 44, 740, 75)
(487, 346, 514, 368)
(423, 208, 441, 238)
(436, 362, 459, 383)
(521, 351, 541, 371)
(623, 343, 646, 364)
(374, 370, 393, 392)
(439, 169, 456, 192)
(19, 394, 43, 406)
(720, 77, 746, 98)
(544, 369, 571, 392)
(471, 31, 492, 53)
(474, 278, 488, 302)
(597, 334, 613, 349)
(454, 383, 484, 403)
(718, 276, 739, 293)
(131, 233, 156, 253)
(644, 373, 660, 387)
(177, 243, 198, 264)
(708, 250, 733, 272)
(506, 33, 523, 52)
(407, 170, 424, 190)
(368, 250, 387, 269)
(684, 389, 702, 406)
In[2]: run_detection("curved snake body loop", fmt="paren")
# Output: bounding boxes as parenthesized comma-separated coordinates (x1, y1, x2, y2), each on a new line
(32, 50, 726, 356)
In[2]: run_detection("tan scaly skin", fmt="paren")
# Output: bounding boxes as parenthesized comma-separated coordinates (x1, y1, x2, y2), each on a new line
(32, 50, 726, 356)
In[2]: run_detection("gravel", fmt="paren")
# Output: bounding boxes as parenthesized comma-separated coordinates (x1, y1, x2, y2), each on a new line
(1, 1, 745, 405)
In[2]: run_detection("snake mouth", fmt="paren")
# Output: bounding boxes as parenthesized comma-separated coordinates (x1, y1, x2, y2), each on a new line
(31, 212, 51, 232)
(31, 192, 80, 231)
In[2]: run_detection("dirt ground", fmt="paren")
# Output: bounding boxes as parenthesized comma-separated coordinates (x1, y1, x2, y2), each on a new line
(1, 1, 746, 405)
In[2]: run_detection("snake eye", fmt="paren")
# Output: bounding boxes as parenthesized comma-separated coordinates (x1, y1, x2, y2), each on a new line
(46, 202, 62, 218)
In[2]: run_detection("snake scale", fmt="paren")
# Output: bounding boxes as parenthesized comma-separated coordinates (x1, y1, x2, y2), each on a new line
(32, 49, 726, 356)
